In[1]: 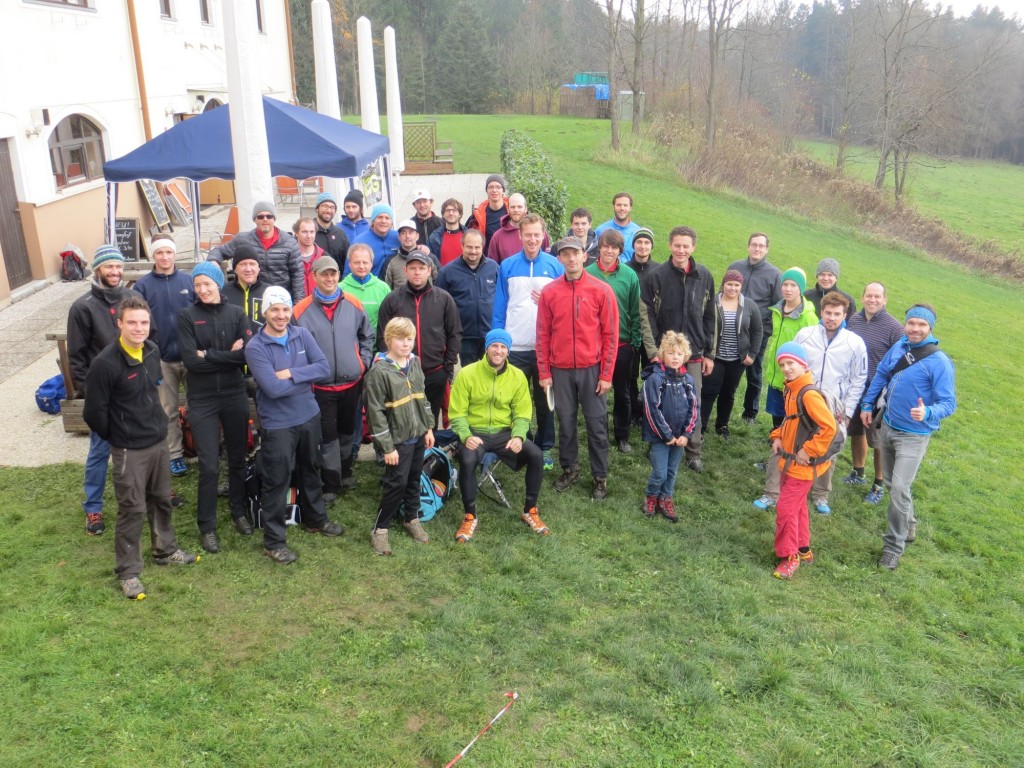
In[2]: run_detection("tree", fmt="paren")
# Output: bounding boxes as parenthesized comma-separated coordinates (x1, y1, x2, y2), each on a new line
(605, 0, 627, 150)
(703, 0, 743, 150)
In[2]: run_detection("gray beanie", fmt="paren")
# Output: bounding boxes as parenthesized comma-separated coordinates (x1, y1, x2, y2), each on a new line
(816, 258, 840, 279)
(252, 200, 277, 220)
(485, 174, 507, 192)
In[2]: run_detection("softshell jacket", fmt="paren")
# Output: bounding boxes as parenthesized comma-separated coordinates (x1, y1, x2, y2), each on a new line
(363, 353, 434, 454)
(177, 299, 252, 400)
(861, 335, 956, 435)
(83, 339, 165, 450)
(314, 221, 350, 264)
(414, 213, 443, 246)
(244, 325, 330, 430)
(727, 257, 782, 334)
(448, 359, 532, 441)
(536, 272, 619, 382)
(793, 323, 868, 418)
(466, 198, 509, 246)
(640, 257, 717, 361)
(376, 283, 462, 377)
(223, 275, 269, 332)
(434, 257, 498, 342)
(713, 292, 763, 362)
(640, 362, 698, 443)
(585, 260, 643, 349)
(292, 292, 374, 388)
(340, 216, 369, 242)
(339, 273, 391, 331)
(134, 269, 194, 362)
(764, 299, 818, 391)
(491, 250, 564, 352)
(210, 228, 305, 300)
(67, 282, 137, 392)
(770, 369, 837, 481)
(486, 214, 551, 263)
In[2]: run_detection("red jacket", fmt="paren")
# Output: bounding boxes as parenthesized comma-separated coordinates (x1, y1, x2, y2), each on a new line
(536, 272, 619, 382)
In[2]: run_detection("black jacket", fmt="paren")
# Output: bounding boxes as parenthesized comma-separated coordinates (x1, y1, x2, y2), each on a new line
(223, 274, 269, 332)
(804, 284, 857, 321)
(177, 299, 252, 400)
(67, 282, 137, 394)
(376, 283, 462, 376)
(315, 221, 350, 263)
(83, 339, 166, 449)
(640, 258, 717, 360)
(713, 293, 763, 362)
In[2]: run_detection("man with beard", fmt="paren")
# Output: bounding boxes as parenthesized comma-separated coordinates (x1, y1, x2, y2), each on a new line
(312, 192, 350, 264)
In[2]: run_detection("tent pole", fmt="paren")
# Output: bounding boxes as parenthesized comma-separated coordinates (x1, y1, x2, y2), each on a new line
(192, 180, 201, 261)
(106, 183, 117, 245)
(381, 155, 393, 209)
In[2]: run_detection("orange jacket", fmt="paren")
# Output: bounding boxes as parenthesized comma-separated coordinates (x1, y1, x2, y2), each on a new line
(769, 370, 837, 480)
(468, 197, 510, 236)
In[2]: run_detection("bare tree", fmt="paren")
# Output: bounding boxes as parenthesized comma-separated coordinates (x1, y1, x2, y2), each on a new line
(631, 0, 647, 132)
(606, 0, 627, 150)
(704, 0, 743, 150)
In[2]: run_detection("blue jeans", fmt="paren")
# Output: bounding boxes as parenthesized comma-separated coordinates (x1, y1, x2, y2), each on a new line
(879, 420, 931, 556)
(646, 441, 684, 497)
(82, 430, 111, 513)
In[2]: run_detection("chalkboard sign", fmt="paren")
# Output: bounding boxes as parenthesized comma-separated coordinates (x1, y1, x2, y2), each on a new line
(138, 179, 171, 230)
(114, 217, 141, 262)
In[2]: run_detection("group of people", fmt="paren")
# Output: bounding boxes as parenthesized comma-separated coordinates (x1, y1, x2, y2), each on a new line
(68, 177, 956, 598)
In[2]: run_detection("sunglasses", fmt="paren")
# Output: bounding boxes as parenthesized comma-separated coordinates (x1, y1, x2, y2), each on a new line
(255, 214, 275, 220)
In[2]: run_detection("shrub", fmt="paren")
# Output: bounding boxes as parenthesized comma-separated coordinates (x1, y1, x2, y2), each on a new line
(500, 129, 569, 235)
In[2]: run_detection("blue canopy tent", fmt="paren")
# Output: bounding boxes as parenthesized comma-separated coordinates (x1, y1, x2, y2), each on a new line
(102, 97, 392, 255)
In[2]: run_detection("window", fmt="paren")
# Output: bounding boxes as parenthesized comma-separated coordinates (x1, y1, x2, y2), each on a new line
(48, 115, 105, 191)
(255, 0, 264, 33)
(28, 0, 92, 7)
(199, 0, 210, 24)
(159, 0, 174, 19)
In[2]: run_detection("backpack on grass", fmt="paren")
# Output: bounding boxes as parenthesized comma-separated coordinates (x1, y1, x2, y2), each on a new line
(780, 384, 846, 477)
(417, 446, 457, 522)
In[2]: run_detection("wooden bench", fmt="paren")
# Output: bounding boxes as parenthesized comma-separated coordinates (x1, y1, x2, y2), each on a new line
(403, 121, 455, 175)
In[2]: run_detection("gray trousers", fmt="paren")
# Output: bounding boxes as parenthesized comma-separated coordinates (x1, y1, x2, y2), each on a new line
(684, 360, 704, 461)
(879, 420, 931, 556)
(552, 364, 609, 479)
(158, 360, 187, 460)
(110, 441, 179, 579)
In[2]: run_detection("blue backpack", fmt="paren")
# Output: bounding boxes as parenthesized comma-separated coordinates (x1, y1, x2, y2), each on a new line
(418, 446, 457, 522)
(35, 374, 66, 415)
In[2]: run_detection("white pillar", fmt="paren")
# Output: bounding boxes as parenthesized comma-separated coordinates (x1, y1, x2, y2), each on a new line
(356, 17, 381, 135)
(383, 26, 405, 174)
(222, 0, 272, 219)
(312, 0, 343, 203)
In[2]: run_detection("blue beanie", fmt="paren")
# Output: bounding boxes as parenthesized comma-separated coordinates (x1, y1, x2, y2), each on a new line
(92, 244, 124, 269)
(369, 202, 394, 224)
(316, 192, 336, 208)
(485, 328, 513, 350)
(776, 341, 808, 367)
(191, 260, 225, 290)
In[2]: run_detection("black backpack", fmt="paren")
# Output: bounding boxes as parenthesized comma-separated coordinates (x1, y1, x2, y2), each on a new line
(60, 247, 86, 282)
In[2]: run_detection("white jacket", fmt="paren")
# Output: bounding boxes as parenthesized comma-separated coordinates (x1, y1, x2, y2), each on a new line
(794, 324, 868, 418)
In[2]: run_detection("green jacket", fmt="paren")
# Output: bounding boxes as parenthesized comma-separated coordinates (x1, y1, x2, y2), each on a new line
(448, 359, 532, 441)
(363, 352, 433, 454)
(764, 298, 818, 391)
(585, 261, 643, 348)
(340, 273, 391, 332)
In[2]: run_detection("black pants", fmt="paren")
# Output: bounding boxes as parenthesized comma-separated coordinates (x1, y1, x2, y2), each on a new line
(742, 330, 771, 419)
(373, 437, 425, 530)
(701, 358, 746, 432)
(458, 430, 542, 512)
(611, 344, 635, 442)
(460, 338, 486, 366)
(507, 350, 555, 451)
(314, 385, 362, 492)
(189, 393, 248, 534)
(423, 367, 448, 429)
(260, 414, 329, 550)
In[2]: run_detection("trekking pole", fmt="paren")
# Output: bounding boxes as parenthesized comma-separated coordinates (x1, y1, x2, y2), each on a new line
(443, 691, 519, 767)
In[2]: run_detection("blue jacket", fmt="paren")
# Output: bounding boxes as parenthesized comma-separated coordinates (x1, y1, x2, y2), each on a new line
(491, 250, 564, 352)
(640, 362, 699, 442)
(133, 269, 194, 362)
(350, 229, 400, 279)
(861, 334, 956, 435)
(595, 219, 641, 261)
(340, 216, 369, 241)
(435, 257, 498, 341)
(244, 325, 330, 430)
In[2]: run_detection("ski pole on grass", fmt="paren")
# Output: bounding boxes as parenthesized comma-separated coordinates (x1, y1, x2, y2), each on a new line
(444, 691, 519, 767)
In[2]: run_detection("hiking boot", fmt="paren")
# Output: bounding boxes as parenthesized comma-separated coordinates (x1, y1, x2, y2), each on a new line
(799, 549, 814, 565)
(85, 512, 105, 536)
(554, 466, 580, 492)
(878, 551, 900, 570)
(403, 518, 430, 543)
(742, 416, 757, 426)
(170, 457, 188, 477)
(154, 549, 199, 566)
(753, 494, 776, 510)
(170, 490, 184, 508)
(643, 494, 659, 517)
(773, 554, 800, 580)
(455, 514, 478, 543)
(842, 471, 867, 486)
(542, 450, 554, 471)
(617, 440, 633, 454)
(264, 547, 299, 564)
(592, 477, 609, 501)
(716, 426, 730, 440)
(865, 485, 885, 505)
(200, 532, 221, 553)
(814, 500, 832, 515)
(322, 491, 338, 507)
(339, 471, 357, 491)
(686, 458, 704, 473)
(658, 496, 678, 523)
(371, 528, 392, 555)
(906, 519, 917, 543)
(119, 577, 146, 600)
(306, 520, 344, 537)
(521, 507, 550, 535)
(754, 461, 767, 472)
(233, 516, 254, 536)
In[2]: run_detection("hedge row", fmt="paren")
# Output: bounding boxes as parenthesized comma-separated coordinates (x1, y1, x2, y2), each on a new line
(499, 129, 569, 237)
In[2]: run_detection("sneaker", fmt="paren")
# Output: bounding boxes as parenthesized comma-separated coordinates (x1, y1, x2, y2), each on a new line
(878, 551, 900, 570)
(339, 475, 357, 491)
(643, 494, 658, 517)
(773, 554, 800, 579)
(153, 549, 199, 566)
(814, 500, 832, 515)
(232, 516, 254, 536)
(742, 416, 757, 426)
(753, 494, 776, 510)
(306, 520, 345, 537)
(906, 519, 917, 543)
(85, 512, 105, 536)
(865, 485, 885, 505)
(686, 458, 704, 473)
(455, 514, 478, 543)
(715, 426, 730, 440)
(119, 577, 146, 600)
(799, 549, 814, 565)
(521, 507, 550, 535)
(403, 518, 430, 543)
(371, 527, 392, 555)
(842, 471, 867, 486)
(542, 450, 554, 471)
(554, 466, 580, 492)
(592, 477, 609, 501)
(170, 490, 184, 508)
(170, 457, 188, 477)
(264, 546, 299, 564)
(658, 496, 678, 523)
(617, 440, 633, 454)
(200, 532, 221, 553)
(754, 462, 767, 472)
(322, 491, 338, 507)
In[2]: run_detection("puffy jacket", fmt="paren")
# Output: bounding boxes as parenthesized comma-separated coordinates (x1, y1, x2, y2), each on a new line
(376, 283, 462, 377)
(448, 358, 532, 441)
(640, 257, 717, 361)
(314, 221, 350, 263)
(177, 299, 252, 400)
(491, 250, 564, 352)
(209, 228, 305, 300)
(769, 369, 837, 481)
(727, 257, 782, 332)
(713, 293, 763, 363)
(339, 273, 390, 331)
(536, 272, 619, 382)
(434, 257, 498, 341)
(363, 353, 434, 454)
(67, 282, 137, 392)
(83, 340, 166, 450)
(133, 269, 194, 362)
(585, 260, 642, 349)
(640, 362, 698, 443)
(350, 228, 400, 279)
(793, 323, 868, 418)
(223, 275, 269, 332)
(292, 292, 374, 388)
(486, 215, 551, 264)
(805, 283, 857, 320)
(861, 334, 956, 435)
(764, 298, 818, 391)
(427, 225, 466, 267)
(244, 325, 329, 430)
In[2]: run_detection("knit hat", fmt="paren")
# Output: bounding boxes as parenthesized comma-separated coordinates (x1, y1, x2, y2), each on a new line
(262, 286, 292, 314)
(343, 189, 364, 211)
(780, 267, 807, 294)
(776, 341, 809, 367)
(722, 269, 744, 286)
(252, 200, 276, 220)
(485, 174, 507, 191)
(150, 236, 177, 254)
(191, 260, 225, 290)
(485, 328, 513, 350)
(231, 244, 262, 270)
(905, 305, 936, 327)
(315, 192, 336, 209)
(369, 202, 395, 224)
(632, 227, 655, 246)
(92, 244, 124, 269)
(816, 258, 840, 278)
(312, 255, 340, 274)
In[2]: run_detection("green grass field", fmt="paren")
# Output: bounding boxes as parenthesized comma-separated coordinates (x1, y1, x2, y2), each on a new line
(2, 116, 1022, 767)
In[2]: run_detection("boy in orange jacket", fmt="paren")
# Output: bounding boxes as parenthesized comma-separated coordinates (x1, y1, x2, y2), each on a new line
(769, 342, 837, 579)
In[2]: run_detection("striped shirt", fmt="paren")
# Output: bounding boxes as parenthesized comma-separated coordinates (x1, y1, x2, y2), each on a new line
(717, 309, 740, 361)
(847, 307, 905, 379)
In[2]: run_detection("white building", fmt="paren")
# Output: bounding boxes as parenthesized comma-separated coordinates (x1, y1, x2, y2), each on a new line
(0, 0, 295, 303)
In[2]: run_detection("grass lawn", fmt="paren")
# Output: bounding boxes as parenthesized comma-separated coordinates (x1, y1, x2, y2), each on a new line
(3, 116, 1022, 767)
